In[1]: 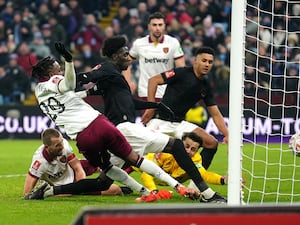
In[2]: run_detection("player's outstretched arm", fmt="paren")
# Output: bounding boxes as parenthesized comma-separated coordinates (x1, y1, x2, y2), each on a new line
(54, 42, 76, 92)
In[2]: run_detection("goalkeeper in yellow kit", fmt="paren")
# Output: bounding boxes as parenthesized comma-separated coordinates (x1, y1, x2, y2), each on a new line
(136, 132, 227, 191)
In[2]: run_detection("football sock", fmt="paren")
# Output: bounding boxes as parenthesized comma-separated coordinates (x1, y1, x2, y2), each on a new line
(201, 188, 215, 199)
(169, 139, 210, 192)
(105, 165, 150, 195)
(200, 148, 217, 169)
(138, 157, 179, 189)
(52, 176, 114, 195)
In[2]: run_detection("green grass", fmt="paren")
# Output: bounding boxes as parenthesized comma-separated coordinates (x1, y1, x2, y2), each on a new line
(0, 140, 299, 225)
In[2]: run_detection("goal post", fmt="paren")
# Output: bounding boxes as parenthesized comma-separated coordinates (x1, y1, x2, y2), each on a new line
(227, 0, 246, 205)
(229, 0, 300, 205)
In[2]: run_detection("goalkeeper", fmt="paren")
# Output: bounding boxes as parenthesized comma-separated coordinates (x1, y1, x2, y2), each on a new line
(132, 132, 227, 191)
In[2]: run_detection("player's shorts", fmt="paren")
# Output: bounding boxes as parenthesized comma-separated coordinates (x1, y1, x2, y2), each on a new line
(80, 159, 98, 176)
(110, 121, 170, 168)
(146, 118, 198, 139)
(76, 115, 132, 168)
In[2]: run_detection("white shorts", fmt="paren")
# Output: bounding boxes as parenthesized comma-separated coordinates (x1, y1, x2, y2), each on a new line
(110, 121, 170, 168)
(146, 118, 198, 139)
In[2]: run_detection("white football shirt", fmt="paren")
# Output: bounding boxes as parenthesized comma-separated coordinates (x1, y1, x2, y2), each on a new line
(35, 75, 100, 139)
(28, 138, 76, 186)
(130, 35, 184, 98)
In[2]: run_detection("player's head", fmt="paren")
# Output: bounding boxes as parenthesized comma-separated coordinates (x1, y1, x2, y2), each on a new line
(148, 12, 166, 39)
(41, 128, 64, 158)
(32, 56, 63, 81)
(193, 46, 215, 77)
(102, 35, 131, 70)
(182, 132, 203, 158)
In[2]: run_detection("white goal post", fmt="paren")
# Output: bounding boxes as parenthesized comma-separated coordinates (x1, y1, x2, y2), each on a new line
(228, 0, 300, 205)
(228, 0, 245, 205)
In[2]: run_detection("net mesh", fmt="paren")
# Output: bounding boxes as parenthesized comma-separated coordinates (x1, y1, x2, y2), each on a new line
(242, 0, 300, 203)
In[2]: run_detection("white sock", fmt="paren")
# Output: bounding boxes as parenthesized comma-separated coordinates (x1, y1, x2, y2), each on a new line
(201, 188, 215, 199)
(106, 165, 150, 195)
(139, 158, 179, 189)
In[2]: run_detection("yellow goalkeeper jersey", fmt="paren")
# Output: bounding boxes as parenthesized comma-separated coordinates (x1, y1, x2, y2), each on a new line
(140, 152, 223, 191)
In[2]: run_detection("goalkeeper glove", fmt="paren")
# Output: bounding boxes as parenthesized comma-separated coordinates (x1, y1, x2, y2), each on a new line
(54, 42, 72, 62)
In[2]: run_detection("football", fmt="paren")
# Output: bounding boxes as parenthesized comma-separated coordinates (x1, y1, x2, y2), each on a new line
(288, 134, 300, 156)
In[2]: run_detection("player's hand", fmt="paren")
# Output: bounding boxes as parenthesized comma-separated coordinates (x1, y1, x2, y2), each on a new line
(77, 72, 90, 85)
(157, 102, 174, 120)
(141, 109, 155, 125)
(54, 42, 72, 62)
(222, 135, 228, 144)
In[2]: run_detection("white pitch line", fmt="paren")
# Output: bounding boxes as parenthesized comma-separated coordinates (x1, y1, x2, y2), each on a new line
(0, 174, 26, 178)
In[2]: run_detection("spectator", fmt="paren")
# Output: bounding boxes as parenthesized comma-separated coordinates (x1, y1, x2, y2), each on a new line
(137, 2, 150, 30)
(147, 0, 161, 14)
(47, 14, 67, 45)
(121, 15, 140, 43)
(47, 0, 61, 15)
(76, 44, 103, 67)
(36, 2, 52, 27)
(113, 5, 131, 28)
(29, 32, 51, 60)
(194, 0, 210, 26)
(0, 18, 8, 43)
(5, 53, 31, 104)
(185, 0, 199, 18)
(0, 42, 9, 67)
(57, 3, 77, 46)
(67, 0, 85, 33)
(0, 65, 13, 105)
(165, 1, 194, 26)
(16, 41, 38, 77)
(104, 26, 115, 39)
(163, 0, 177, 12)
(40, 23, 57, 58)
(0, 2, 14, 26)
(78, 0, 102, 18)
(73, 13, 104, 54)
(7, 11, 32, 45)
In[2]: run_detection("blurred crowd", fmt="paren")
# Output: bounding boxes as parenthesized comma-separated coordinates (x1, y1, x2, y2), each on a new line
(245, 0, 300, 100)
(0, 0, 233, 105)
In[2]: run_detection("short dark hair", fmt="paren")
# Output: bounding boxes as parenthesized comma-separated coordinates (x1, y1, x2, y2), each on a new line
(195, 47, 215, 57)
(182, 132, 203, 147)
(102, 36, 127, 58)
(31, 56, 56, 80)
(148, 11, 165, 24)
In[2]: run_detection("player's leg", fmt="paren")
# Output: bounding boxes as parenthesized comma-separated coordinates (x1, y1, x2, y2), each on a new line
(116, 123, 194, 192)
(191, 127, 218, 170)
(163, 137, 226, 202)
(23, 174, 115, 199)
(172, 120, 219, 170)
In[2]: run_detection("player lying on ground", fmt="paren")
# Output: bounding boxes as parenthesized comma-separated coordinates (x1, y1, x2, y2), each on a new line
(130, 132, 227, 191)
(23, 128, 132, 199)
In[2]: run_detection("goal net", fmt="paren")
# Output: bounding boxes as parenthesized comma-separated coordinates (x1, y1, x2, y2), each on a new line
(229, 0, 300, 204)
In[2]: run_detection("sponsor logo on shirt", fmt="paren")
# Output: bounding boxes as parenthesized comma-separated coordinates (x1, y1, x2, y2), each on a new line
(144, 58, 169, 65)
(32, 160, 41, 170)
(52, 77, 62, 84)
(165, 69, 175, 78)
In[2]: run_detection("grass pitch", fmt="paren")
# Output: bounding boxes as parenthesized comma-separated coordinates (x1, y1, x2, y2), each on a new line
(0, 139, 299, 225)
